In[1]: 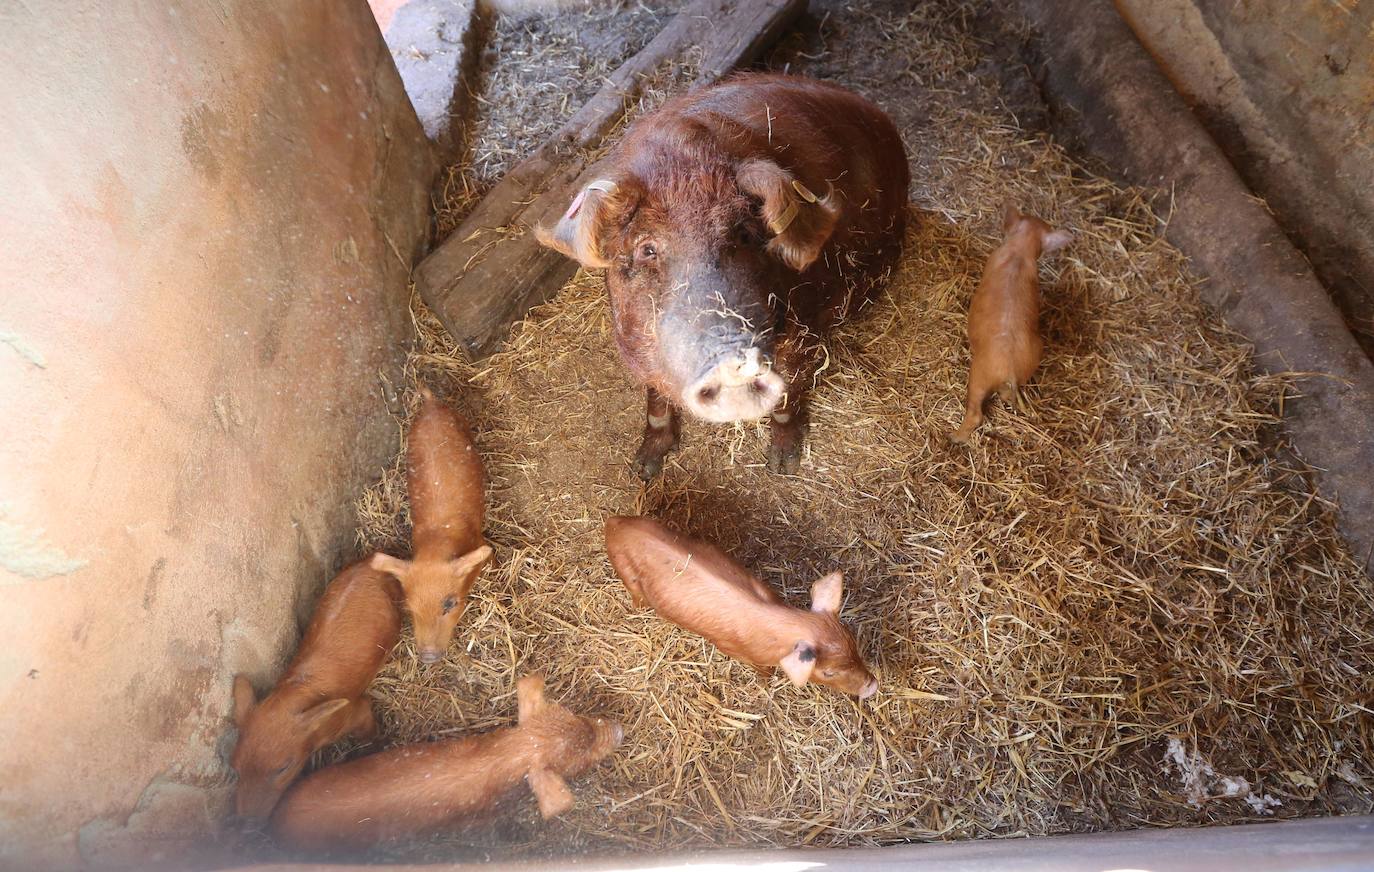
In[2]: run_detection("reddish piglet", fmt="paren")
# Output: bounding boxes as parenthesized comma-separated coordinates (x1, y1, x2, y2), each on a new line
(951, 205, 1072, 442)
(371, 385, 493, 663)
(604, 515, 878, 698)
(230, 561, 401, 821)
(270, 674, 623, 854)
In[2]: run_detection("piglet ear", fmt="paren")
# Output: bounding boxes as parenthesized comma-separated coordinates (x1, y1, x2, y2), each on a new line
(298, 698, 352, 738)
(737, 159, 840, 272)
(370, 552, 412, 583)
(779, 640, 818, 687)
(232, 674, 257, 727)
(535, 179, 620, 269)
(516, 674, 547, 723)
(1001, 202, 1022, 234)
(448, 543, 494, 586)
(1042, 229, 1073, 253)
(810, 571, 844, 615)
(527, 767, 576, 818)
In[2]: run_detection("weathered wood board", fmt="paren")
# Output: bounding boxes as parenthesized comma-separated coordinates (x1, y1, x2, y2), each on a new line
(415, 0, 808, 357)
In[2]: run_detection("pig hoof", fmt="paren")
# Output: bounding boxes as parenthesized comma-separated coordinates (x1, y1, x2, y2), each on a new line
(631, 452, 665, 481)
(766, 442, 801, 475)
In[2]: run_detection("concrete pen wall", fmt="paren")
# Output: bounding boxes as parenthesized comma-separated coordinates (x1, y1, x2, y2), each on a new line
(0, 2, 432, 867)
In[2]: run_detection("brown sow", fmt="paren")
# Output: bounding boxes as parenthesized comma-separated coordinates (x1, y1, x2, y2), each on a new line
(230, 560, 401, 821)
(604, 515, 878, 698)
(371, 385, 493, 663)
(270, 674, 624, 853)
(537, 73, 910, 478)
(951, 204, 1073, 442)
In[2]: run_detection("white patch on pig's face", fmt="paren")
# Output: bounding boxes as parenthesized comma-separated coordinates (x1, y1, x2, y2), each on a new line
(1042, 229, 1073, 253)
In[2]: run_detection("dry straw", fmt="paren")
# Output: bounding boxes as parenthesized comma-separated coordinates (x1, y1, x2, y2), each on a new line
(342, 0, 1373, 863)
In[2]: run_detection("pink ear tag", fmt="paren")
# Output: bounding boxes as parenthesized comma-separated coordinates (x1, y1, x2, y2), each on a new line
(565, 188, 588, 220)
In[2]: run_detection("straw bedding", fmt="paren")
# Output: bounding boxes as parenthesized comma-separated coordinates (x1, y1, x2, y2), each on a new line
(344, 0, 1374, 862)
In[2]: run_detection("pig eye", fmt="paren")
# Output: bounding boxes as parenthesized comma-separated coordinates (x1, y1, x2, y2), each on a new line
(635, 241, 658, 262)
(821, 668, 837, 679)
(441, 595, 459, 614)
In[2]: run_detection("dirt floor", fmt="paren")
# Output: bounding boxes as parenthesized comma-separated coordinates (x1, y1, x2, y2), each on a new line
(304, 0, 1373, 864)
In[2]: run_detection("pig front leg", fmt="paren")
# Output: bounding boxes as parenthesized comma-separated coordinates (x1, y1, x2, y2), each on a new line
(767, 326, 814, 475)
(632, 387, 680, 480)
(767, 387, 807, 474)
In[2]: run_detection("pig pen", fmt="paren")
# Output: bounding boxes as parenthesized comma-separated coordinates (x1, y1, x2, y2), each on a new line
(309, 0, 1372, 864)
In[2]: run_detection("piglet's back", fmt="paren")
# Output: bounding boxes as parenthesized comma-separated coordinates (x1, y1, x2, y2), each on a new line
(407, 387, 485, 555)
(289, 561, 401, 696)
(271, 732, 517, 853)
(605, 516, 778, 608)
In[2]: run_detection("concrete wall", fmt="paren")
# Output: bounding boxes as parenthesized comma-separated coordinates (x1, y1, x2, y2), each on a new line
(0, 2, 433, 868)
(1116, 0, 1374, 355)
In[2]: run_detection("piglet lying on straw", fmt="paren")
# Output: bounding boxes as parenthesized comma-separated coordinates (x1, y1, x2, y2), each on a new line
(271, 674, 623, 853)
(605, 515, 878, 698)
(230, 560, 401, 821)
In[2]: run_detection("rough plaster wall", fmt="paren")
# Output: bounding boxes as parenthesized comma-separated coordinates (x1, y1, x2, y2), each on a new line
(1115, 0, 1374, 351)
(0, 2, 433, 868)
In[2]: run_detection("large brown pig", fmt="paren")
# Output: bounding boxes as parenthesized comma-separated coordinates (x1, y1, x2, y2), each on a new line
(270, 674, 623, 854)
(604, 515, 878, 698)
(951, 205, 1072, 442)
(538, 73, 909, 477)
(230, 560, 401, 821)
(371, 385, 493, 663)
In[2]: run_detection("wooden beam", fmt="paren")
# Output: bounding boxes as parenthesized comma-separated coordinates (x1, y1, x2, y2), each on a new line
(415, 0, 808, 358)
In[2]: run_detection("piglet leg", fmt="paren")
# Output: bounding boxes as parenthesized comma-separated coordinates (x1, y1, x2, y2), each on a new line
(951, 368, 1000, 443)
(632, 387, 679, 481)
(344, 698, 379, 741)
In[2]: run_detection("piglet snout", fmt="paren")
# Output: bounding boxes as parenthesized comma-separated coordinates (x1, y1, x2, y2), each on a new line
(604, 719, 625, 748)
(859, 678, 879, 700)
(418, 648, 444, 664)
(683, 349, 784, 423)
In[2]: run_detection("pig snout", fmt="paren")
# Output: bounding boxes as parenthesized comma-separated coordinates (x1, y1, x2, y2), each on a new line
(859, 677, 879, 700)
(603, 718, 625, 748)
(682, 347, 785, 422)
(417, 647, 444, 664)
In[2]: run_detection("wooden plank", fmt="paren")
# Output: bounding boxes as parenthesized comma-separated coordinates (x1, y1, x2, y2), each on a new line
(415, 0, 809, 358)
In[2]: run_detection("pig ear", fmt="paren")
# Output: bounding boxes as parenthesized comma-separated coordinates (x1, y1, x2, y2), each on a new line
(778, 640, 818, 687)
(298, 698, 352, 737)
(370, 552, 412, 582)
(447, 543, 494, 586)
(232, 674, 257, 727)
(535, 179, 621, 269)
(810, 571, 844, 615)
(737, 159, 840, 272)
(1042, 229, 1073, 253)
(527, 767, 576, 819)
(1001, 202, 1022, 234)
(516, 674, 547, 723)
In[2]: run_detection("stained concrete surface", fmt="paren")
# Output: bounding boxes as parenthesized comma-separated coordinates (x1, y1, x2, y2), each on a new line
(0, 1, 433, 868)
(382, 0, 484, 160)
(235, 814, 1374, 871)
